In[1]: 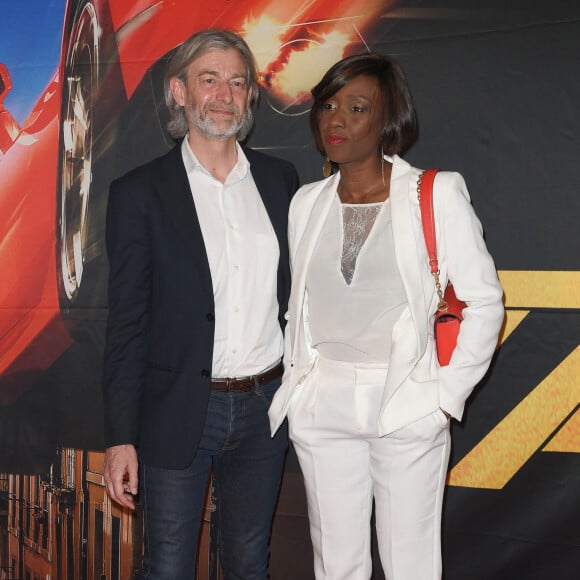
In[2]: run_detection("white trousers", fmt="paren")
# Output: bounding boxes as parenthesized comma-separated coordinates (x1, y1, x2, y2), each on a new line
(288, 357, 451, 580)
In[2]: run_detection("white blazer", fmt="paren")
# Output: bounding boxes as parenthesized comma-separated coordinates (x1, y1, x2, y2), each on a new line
(269, 155, 504, 436)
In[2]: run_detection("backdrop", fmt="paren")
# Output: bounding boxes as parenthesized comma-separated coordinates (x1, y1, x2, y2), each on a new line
(1, 1, 578, 579)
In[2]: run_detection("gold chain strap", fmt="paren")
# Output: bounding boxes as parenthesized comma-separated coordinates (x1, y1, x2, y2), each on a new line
(433, 272, 448, 312)
(416, 170, 424, 201)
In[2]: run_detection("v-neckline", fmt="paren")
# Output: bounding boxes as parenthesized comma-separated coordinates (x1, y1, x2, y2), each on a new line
(338, 196, 389, 287)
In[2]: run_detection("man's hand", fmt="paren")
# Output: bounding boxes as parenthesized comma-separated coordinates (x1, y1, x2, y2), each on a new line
(103, 444, 139, 510)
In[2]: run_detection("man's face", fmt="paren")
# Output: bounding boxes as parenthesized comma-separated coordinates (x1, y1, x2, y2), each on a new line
(171, 48, 253, 141)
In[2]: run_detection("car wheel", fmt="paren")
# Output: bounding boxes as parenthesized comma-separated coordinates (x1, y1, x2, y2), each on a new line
(56, 0, 121, 340)
(58, 1, 99, 308)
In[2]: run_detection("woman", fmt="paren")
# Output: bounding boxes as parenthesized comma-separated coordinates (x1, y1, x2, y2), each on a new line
(269, 53, 504, 579)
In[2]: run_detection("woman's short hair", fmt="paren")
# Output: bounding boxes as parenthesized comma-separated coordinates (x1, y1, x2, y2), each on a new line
(309, 52, 418, 157)
(164, 28, 259, 141)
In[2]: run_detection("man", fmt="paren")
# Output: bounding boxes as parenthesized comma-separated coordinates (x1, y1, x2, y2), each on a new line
(102, 29, 299, 579)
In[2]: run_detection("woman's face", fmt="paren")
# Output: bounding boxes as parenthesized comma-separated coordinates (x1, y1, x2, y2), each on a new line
(318, 74, 383, 166)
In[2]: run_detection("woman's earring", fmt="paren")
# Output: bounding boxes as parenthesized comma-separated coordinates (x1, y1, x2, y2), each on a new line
(323, 157, 332, 178)
(381, 146, 386, 186)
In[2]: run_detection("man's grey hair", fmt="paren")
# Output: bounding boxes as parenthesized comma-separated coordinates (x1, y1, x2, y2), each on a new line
(164, 29, 260, 141)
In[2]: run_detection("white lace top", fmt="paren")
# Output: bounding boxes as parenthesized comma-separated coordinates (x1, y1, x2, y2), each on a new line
(306, 194, 408, 363)
(341, 203, 383, 285)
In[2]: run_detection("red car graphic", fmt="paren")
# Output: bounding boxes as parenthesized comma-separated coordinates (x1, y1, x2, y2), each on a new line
(0, 0, 389, 405)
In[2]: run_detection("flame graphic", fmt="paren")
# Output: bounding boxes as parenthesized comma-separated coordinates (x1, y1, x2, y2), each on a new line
(243, 0, 389, 114)
(243, 15, 286, 73)
(271, 30, 350, 104)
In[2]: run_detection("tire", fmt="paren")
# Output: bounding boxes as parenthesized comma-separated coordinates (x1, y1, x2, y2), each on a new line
(57, 1, 99, 306)
(56, 0, 122, 341)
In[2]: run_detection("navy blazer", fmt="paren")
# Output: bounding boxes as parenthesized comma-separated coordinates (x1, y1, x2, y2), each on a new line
(102, 144, 299, 469)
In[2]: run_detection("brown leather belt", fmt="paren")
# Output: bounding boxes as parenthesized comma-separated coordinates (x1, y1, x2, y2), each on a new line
(210, 361, 283, 392)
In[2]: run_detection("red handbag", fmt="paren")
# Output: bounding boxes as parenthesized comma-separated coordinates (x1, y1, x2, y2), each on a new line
(417, 169, 466, 366)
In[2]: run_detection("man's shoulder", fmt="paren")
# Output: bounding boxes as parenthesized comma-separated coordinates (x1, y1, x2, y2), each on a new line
(111, 145, 181, 190)
(243, 146, 296, 173)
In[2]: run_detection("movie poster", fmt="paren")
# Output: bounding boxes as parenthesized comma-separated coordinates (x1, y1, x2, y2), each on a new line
(1, 1, 578, 578)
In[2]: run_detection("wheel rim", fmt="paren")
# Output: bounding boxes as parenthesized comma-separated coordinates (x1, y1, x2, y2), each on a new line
(60, 3, 98, 302)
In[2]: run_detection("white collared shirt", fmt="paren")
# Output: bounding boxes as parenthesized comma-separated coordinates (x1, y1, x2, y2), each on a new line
(181, 138, 282, 378)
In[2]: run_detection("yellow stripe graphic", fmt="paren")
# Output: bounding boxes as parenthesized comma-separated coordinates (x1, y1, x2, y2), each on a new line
(498, 271, 580, 309)
(499, 309, 529, 344)
(544, 407, 580, 452)
(448, 346, 580, 489)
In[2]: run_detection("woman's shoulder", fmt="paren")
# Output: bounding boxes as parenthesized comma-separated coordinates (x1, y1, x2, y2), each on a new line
(296, 174, 335, 195)
(291, 174, 336, 209)
(402, 156, 469, 203)
(403, 159, 464, 187)
(431, 170, 470, 205)
(431, 169, 466, 187)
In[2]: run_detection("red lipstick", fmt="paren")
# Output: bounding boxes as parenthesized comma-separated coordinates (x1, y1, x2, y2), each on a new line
(325, 134, 346, 145)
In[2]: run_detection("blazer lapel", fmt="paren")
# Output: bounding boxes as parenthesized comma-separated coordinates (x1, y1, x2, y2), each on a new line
(153, 146, 213, 292)
(292, 174, 339, 288)
(390, 155, 430, 353)
(380, 156, 433, 412)
(289, 175, 339, 362)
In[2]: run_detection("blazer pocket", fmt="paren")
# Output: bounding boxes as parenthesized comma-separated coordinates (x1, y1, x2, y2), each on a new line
(144, 365, 176, 394)
(146, 361, 176, 372)
(410, 336, 439, 382)
(142, 367, 179, 429)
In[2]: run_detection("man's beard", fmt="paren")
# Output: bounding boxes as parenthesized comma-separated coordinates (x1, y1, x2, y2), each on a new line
(186, 101, 254, 141)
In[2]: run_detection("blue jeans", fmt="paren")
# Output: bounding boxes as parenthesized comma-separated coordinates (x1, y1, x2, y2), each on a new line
(138, 377, 288, 579)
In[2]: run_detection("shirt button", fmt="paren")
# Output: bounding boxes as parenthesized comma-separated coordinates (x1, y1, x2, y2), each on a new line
(206, 313, 215, 322)
(201, 369, 210, 378)
(233, 264, 239, 272)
